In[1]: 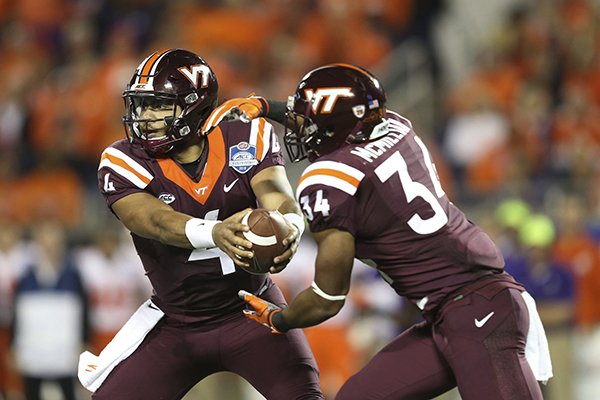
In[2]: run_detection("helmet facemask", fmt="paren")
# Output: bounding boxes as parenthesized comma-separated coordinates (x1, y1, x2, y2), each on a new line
(284, 96, 315, 162)
(123, 94, 175, 154)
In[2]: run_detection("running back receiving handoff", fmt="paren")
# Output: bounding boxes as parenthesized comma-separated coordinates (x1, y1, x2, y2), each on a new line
(239, 63, 552, 400)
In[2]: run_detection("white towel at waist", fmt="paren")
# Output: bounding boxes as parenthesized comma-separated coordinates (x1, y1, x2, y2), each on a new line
(521, 291, 553, 383)
(78, 299, 164, 392)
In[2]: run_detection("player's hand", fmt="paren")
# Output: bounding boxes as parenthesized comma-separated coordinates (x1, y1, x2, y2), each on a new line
(212, 209, 254, 267)
(270, 221, 301, 274)
(202, 95, 268, 134)
(220, 94, 267, 123)
(238, 290, 284, 333)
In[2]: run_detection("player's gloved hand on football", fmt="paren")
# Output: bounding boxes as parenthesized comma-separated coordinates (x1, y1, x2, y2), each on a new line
(212, 209, 255, 267)
(202, 95, 268, 134)
(238, 290, 287, 333)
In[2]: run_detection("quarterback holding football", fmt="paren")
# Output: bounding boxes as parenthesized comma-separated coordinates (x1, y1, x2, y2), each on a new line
(79, 48, 323, 400)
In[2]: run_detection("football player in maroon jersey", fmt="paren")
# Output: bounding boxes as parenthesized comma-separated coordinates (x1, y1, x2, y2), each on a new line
(85, 49, 323, 399)
(240, 64, 552, 399)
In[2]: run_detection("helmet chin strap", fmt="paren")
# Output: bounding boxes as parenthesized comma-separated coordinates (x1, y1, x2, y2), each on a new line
(346, 121, 366, 144)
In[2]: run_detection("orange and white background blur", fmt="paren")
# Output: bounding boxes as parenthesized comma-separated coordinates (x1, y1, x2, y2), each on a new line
(1, 0, 600, 399)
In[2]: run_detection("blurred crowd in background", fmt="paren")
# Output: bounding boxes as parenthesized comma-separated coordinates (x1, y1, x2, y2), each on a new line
(0, 0, 599, 399)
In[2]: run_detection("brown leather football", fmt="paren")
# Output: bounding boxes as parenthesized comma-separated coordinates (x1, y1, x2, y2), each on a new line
(239, 208, 291, 274)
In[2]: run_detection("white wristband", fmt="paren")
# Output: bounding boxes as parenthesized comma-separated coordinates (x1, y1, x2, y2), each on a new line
(185, 218, 220, 249)
(283, 212, 305, 237)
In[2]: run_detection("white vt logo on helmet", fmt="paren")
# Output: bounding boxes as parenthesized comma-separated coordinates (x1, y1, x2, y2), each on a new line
(178, 64, 212, 89)
(305, 88, 353, 114)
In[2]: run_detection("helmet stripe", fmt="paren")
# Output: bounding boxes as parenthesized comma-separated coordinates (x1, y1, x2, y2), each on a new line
(328, 63, 374, 79)
(138, 49, 171, 85)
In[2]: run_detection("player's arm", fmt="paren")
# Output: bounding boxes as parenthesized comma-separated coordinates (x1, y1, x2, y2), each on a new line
(264, 100, 287, 125)
(250, 165, 304, 271)
(111, 193, 254, 264)
(280, 228, 354, 326)
(202, 95, 287, 132)
(241, 228, 354, 331)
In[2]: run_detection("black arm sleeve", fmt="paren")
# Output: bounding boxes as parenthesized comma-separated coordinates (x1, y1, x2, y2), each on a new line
(265, 100, 287, 125)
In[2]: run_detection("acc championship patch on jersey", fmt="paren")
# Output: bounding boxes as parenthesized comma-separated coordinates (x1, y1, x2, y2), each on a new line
(229, 142, 258, 174)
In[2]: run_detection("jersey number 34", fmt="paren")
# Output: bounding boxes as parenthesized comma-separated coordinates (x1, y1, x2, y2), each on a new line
(302, 136, 448, 235)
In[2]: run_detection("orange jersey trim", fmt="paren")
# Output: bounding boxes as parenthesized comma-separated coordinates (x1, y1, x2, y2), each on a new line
(297, 167, 361, 189)
(157, 129, 226, 205)
(202, 102, 234, 132)
(100, 152, 152, 186)
(255, 118, 266, 160)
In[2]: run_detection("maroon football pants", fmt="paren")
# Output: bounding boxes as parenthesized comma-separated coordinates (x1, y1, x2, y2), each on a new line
(336, 287, 543, 400)
(92, 285, 323, 400)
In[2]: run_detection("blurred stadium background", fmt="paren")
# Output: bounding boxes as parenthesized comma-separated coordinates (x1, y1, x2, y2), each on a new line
(1, 0, 599, 399)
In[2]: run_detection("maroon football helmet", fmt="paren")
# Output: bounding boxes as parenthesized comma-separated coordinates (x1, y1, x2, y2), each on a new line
(122, 48, 218, 156)
(284, 63, 387, 162)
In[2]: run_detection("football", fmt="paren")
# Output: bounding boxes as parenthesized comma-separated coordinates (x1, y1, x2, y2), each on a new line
(238, 208, 291, 274)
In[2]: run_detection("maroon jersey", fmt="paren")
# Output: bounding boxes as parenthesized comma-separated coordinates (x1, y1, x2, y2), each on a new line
(97, 118, 284, 324)
(296, 111, 505, 315)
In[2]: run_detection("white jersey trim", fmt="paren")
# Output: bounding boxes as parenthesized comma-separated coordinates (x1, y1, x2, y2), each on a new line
(99, 147, 153, 189)
(296, 161, 365, 198)
(303, 160, 365, 179)
(297, 175, 358, 198)
(249, 118, 272, 161)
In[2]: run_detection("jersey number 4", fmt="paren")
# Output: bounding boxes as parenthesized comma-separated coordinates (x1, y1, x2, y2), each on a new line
(375, 136, 448, 235)
(187, 209, 236, 275)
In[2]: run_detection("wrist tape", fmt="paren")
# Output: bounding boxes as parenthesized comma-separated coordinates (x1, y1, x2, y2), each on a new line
(283, 213, 305, 237)
(185, 218, 220, 249)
